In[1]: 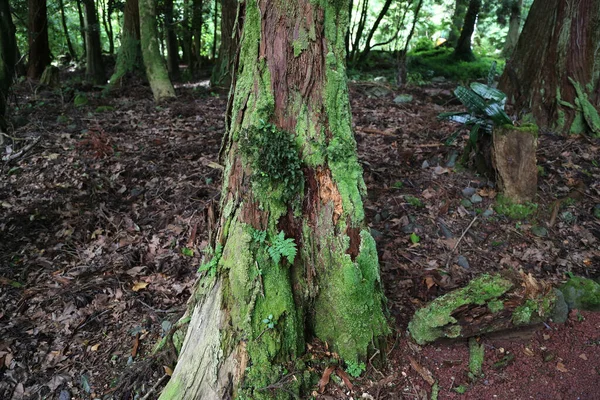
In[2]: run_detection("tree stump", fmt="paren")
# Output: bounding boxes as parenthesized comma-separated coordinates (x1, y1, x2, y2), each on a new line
(491, 125, 538, 203)
(40, 65, 60, 87)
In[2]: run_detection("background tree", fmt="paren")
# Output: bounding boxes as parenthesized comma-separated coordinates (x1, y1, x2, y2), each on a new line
(109, 0, 143, 85)
(355, 0, 393, 65)
(1, 0, 17, 133)
(82, 0, 106, 84)
(163, 0, 179, 80)
(210, 0, 237, 86)
(58, 0, 77, 59)
(453, 0, 481, 60)
(499, 0, 600, 136)
(159, 0, 388, 398)
(27, 0, 50, 79)
(139, 0, 175, 101)
(501, 0, 523, 57)
(447, 0, 468, 47)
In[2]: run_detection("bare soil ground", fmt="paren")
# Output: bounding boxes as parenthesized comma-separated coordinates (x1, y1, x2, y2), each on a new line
(1, 74, 599, 399)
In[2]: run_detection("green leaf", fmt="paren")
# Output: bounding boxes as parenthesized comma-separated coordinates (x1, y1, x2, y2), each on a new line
(182, 247, 194, 257)
(470, 82, 506, 103)
(410, 232, 420, 244)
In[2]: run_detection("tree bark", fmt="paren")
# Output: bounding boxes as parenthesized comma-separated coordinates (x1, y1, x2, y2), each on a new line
(191, 0, 204, 74)
(76, 0, 87, 58)
(498, 0, 600, 136)
(27, 0, 50, 79)
(164, 0, 180, 80)
(349, 0, 369, 61)
(1, 0, 17, 133)
(159, 0, 388, 398)
(83, 0, 106, 84)
(99, 0, 115, 55)
(210, 0, 237, 86)
(453, 0, 481, 61)
(139, 0, 175, 101)
(502, 0, 522, 57)
(58, 0, 77, 59)
(397, 0, 424, 86)
(109, 0, 144, 86)
(211, 0, 218, 60)
(447, 0, 468, 47)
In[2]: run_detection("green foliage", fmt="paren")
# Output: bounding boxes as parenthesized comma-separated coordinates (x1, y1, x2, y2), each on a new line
(410, 232, 420, 244)
(468, 337, 484, 381)
(407, 48, 504, 82)
(198, 244, 223, 277)
(239, 121, 303, 205)
(493, 195, 538, 220)
(251, 229, 267, 244)
(267, 231, 297, 265)
(405, 195, 423, 207)
(74, 93, 88, 107)
(262, 314, 276, 329)
(181, 247, 194, 257)
(345, 360, 366, 378)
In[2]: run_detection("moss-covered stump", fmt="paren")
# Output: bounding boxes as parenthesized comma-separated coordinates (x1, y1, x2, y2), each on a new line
(559, 276, 600, 311)
(40, 65, 59, 87)
(491, 125, 538, 203)
(408, 273, 557, 345)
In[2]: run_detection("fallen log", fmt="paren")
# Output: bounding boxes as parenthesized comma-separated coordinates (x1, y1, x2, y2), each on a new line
(408, 272, 563, 345)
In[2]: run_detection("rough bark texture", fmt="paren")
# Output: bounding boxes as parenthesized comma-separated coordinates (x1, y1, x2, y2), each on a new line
(447, 0, 468, 47)
(83, 0, 106, 84)
(453, 0, 481, 61)
(27, 0, 50, 79)
(160, 0, 388, 398)
(1, 0, 17, 132)
(502, 0, 522, 57)
(491, 126, 537, 203)
(139, 0, 175, 102)
(498, 0, 600, 136)
(164, 0, 180, 80)
(110, 0, 144, 86)
(210, 0, 238, 86)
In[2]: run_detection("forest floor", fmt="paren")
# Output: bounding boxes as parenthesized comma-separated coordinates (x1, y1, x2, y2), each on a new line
(1, 72, 600, 400)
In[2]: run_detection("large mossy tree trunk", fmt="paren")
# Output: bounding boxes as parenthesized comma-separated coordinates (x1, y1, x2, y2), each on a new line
(138, 0, 175, 102)
(501, 0, 522, 58)
(498, 0, 600, 136)
(164, 0, 180, 80)
(159, 0, 388, 398)
(109, 0, 144, 86)
(27, 0, 51, 79)
(83, 0, 106, 84)
(447, 0, 468, 47)
(210, 0, 237, 86)
(453, 0, 481, 61)
(1, 0, 17, 134)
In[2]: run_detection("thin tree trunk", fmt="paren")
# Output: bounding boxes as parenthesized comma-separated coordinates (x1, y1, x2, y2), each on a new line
(1, 0, 17, 133)
(356, 0, 393, 65)
(499, 0, 600, 136)
(164, 0, 180, 80)
(83, 0, 106, 84)
(27, 0, 50, 79)
(447, 0, 468, 47)
(139, 0, 175, 101)
(191, 0, 203, 74)
(453, 0, 481, 61)
(180, 0, 192, 66)
(397, 0, 424, 86)
(109, 0, 143, 86)
(350, 0, 369, 61)
(210, 0, 237, 86)
(77, 0, 87, 58)
(159, 0, 388, 397)
(58, 0, 76, 59)
(100, 0, 114, 54)
(211, 0, 218, 60)
(502, 0, 522, 58)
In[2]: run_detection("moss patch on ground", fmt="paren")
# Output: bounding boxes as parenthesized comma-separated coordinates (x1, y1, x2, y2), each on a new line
(559, 275, 600, 311)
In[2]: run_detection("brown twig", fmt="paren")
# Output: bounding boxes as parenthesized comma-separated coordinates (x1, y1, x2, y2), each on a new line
(445, 215, 478, 268)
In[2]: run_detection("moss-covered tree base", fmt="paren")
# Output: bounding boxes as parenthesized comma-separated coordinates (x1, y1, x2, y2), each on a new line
(408, 273, 557, 345)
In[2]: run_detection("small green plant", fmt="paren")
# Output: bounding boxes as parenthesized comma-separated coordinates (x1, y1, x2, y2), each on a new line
(405, 195, 423, 207)
(454, 384, 468, 394)
(198, 244, 223, 276)
(262, 314, 275, 329)
(345, 360, 366, 378)
(251, 229, 267, 244)
(268, 231, 297, 265)
(181, 247, 194, 257)
(410, 232, 420, 244)
(494, 195, 538, 220)
(392, 181, 404, 189)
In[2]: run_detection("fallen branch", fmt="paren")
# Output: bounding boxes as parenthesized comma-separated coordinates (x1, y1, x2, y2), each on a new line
(445, 215, 478, 268)
(2, 136, 41, 162)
